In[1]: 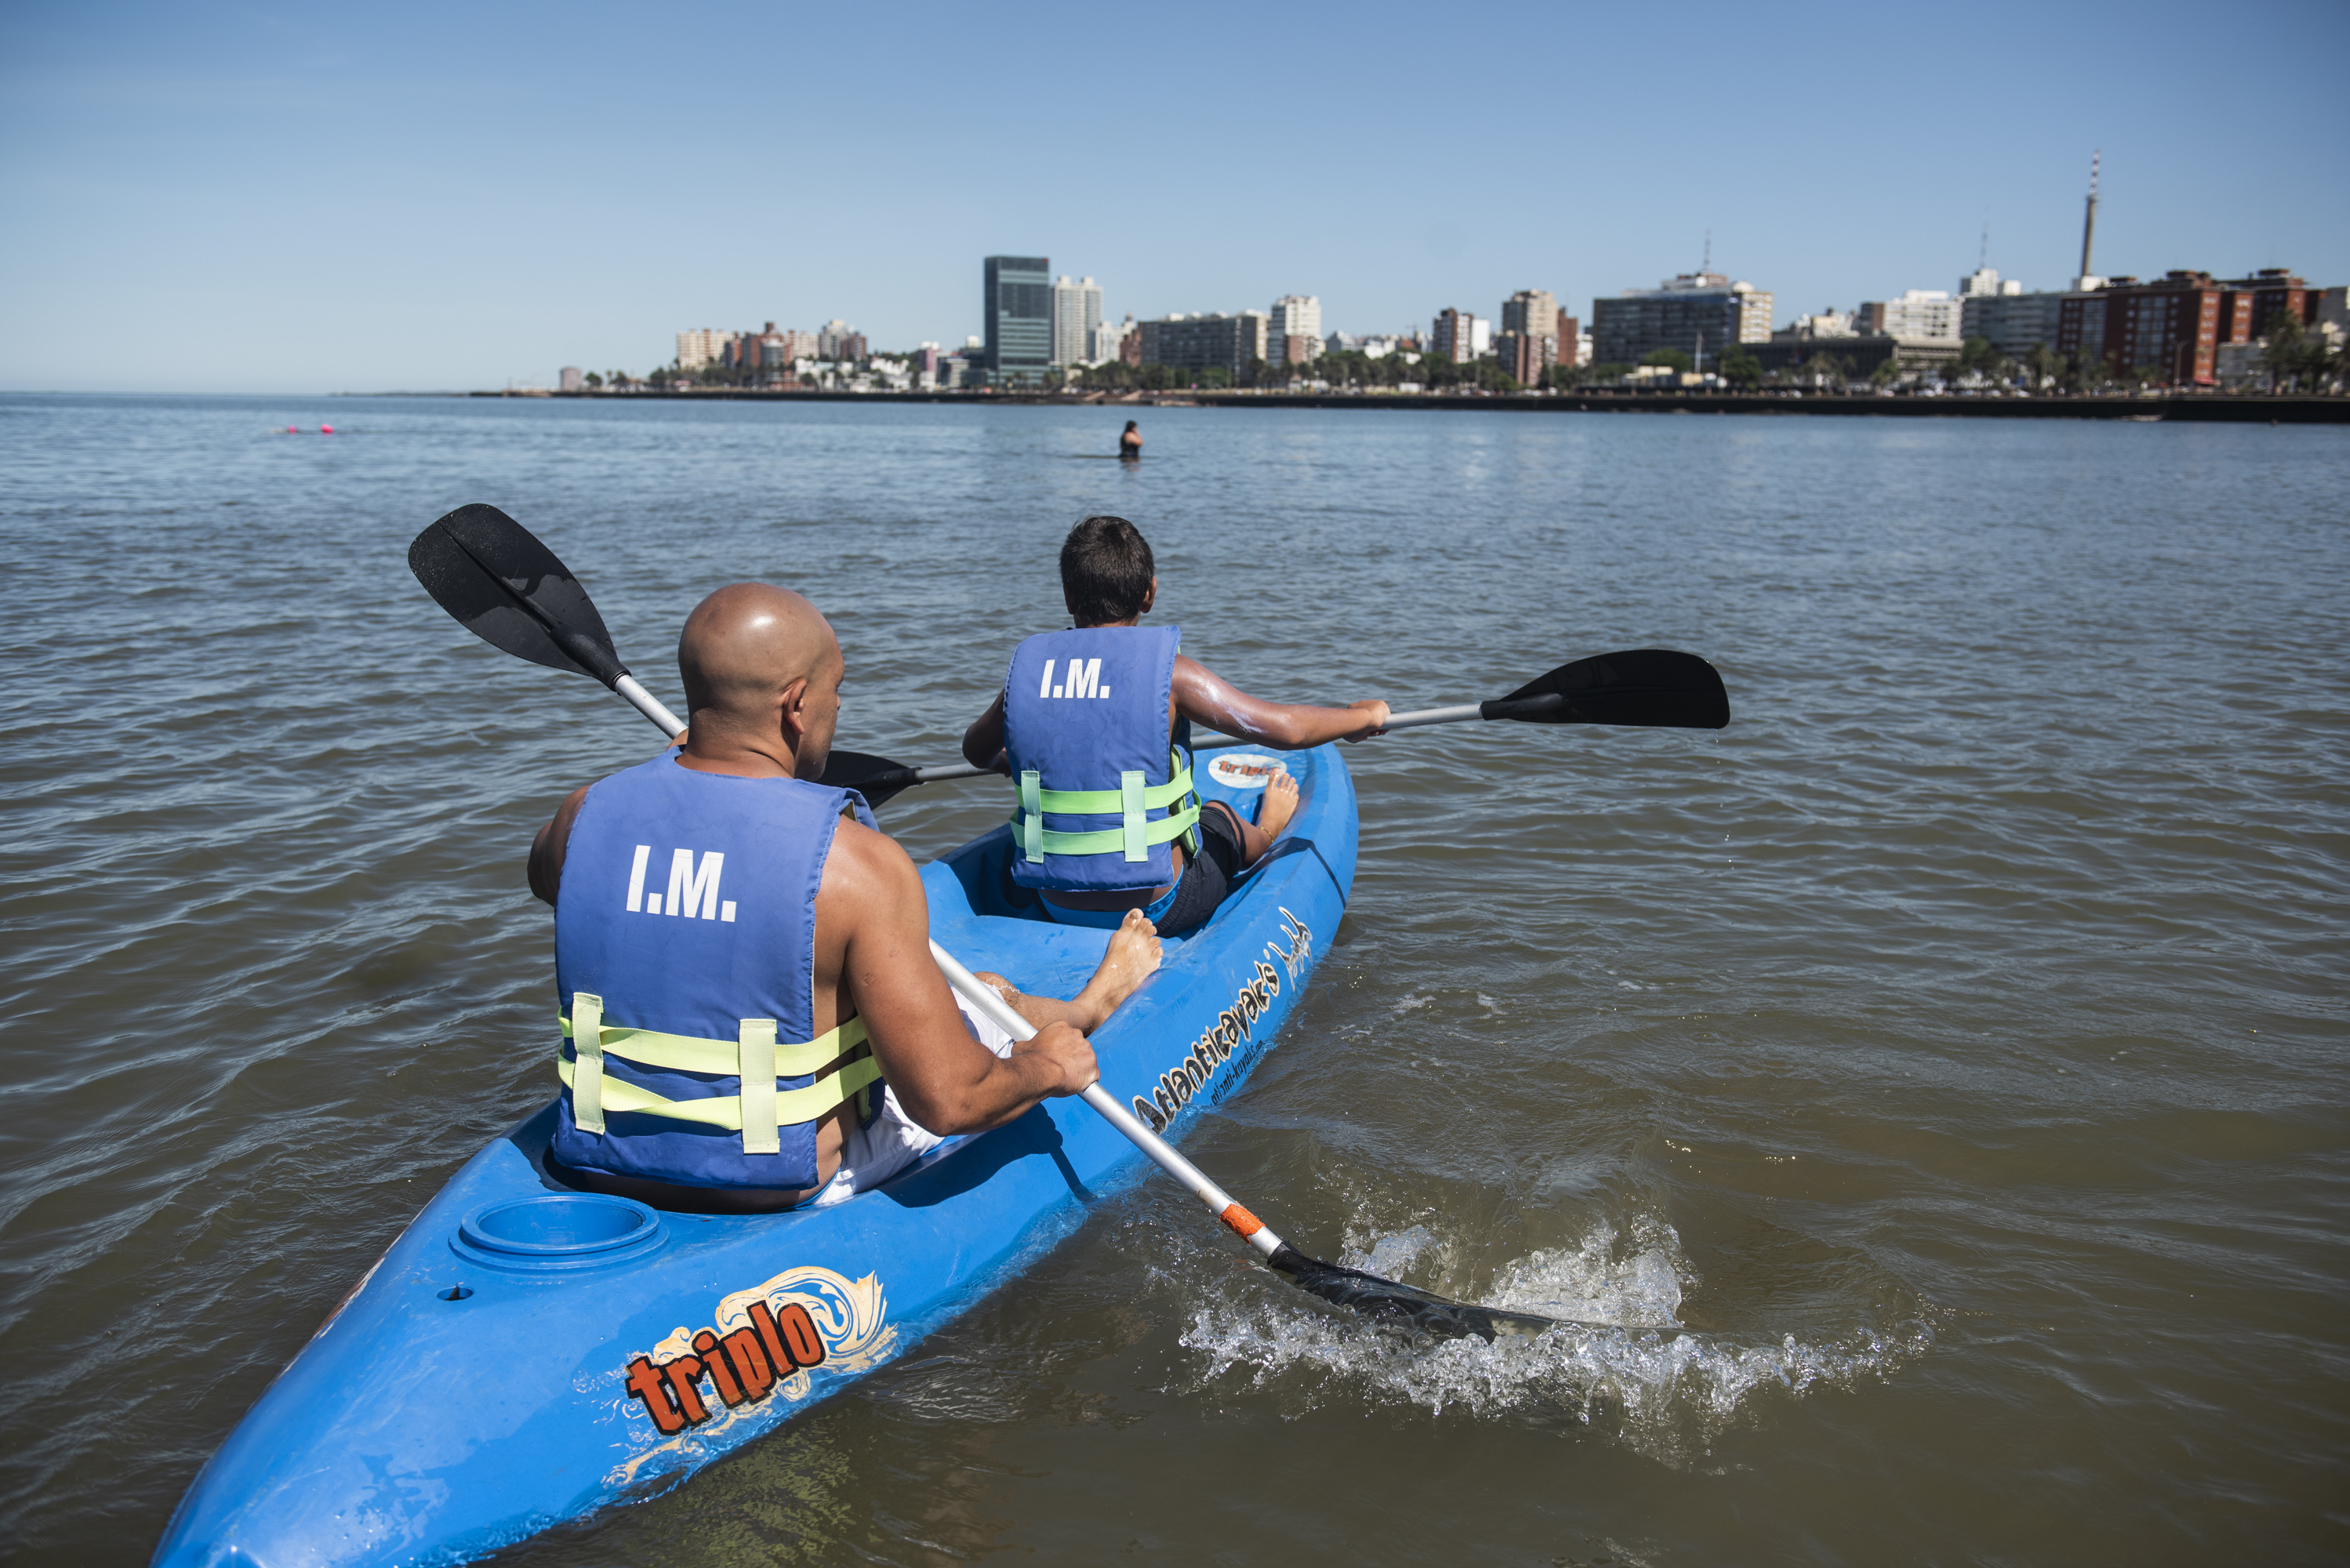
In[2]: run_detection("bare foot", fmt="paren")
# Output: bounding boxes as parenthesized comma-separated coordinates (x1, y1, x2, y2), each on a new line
(1255, 770, 1300, 840)
(1073, 908, 1164, 1029)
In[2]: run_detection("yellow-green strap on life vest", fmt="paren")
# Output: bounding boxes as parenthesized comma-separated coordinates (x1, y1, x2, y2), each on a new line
(1012, 801, 1202, 859)
(1020, 761, 1196, 815)
(560, 995, 877, 1154)
(739, 1017, 779, 1156)
(1013, 760, 1200, 864)
(560, 1007, 870, 1076)
(572, 993, 608, 1135)
(557, 1054, 882, 1137)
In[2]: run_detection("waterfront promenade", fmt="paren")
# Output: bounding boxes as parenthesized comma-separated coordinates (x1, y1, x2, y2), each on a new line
(492, 386, 2350, 423)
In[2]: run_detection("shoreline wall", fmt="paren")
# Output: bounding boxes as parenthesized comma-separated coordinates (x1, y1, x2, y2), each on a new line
(484, 388, 2350, 424)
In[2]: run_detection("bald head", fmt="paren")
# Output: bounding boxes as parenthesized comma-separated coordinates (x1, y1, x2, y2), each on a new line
(676, 583, 842, 775)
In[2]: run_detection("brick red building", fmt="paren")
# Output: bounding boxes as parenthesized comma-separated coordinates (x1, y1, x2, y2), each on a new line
(2059, 272, 2224, 385)
(2058, 267, 2323, 387)
(2217, 269, 2314, 344)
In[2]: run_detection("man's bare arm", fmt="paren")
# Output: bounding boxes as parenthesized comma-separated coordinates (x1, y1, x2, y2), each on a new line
(528, 785, 593, 906)
(1171, 655, 1389, 749)
(828, 823, 1095, 1134)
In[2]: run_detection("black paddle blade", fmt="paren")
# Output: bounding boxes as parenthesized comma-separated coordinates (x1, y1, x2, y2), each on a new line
(1266, 1243, 1570, 1343)
(1485, 648, 1728, 730)
(409, 504, 627, 687)
(817, 750, 924, 809)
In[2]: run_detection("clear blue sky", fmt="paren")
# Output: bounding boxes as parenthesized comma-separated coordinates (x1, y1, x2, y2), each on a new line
(4, 0, 2344, 392)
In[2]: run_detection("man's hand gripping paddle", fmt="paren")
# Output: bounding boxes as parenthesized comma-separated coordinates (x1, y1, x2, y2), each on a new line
(409, 502, 1702, 1343)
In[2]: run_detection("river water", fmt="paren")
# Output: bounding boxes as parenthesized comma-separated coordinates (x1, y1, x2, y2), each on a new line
(2, 394, 2343, 1564)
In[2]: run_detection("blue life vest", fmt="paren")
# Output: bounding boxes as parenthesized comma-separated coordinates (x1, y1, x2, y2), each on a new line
(1001, 626, 1200, 893)
(550, 753, 880, 1192)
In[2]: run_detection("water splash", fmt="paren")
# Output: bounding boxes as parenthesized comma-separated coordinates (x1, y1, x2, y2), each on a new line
(1173, 1215, 1931, 1465)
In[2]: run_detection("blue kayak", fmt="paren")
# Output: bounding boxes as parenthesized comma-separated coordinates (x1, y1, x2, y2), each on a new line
(153, 743, 1357, 1567)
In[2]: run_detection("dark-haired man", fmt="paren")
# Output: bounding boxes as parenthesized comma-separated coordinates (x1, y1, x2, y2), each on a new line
(960, 515, 1388, 937)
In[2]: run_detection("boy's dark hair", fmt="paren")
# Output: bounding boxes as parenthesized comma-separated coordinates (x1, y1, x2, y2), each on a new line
(1060, 515, 1154, 625)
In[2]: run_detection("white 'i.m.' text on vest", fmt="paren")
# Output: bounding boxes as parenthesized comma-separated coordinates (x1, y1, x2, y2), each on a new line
(622, 844, 738, 922)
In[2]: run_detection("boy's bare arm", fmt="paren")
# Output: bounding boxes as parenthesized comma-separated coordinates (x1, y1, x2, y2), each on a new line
(961, 691, 1008, 770)
(1171, 655, 1388, 749)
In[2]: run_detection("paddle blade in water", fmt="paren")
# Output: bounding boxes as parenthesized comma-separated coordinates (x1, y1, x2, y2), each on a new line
(816, 750, 924, 808)
(1486, 648, 1729, 730)
(409, 504, 626, 685)
(1265, 1243, 1570, 1343)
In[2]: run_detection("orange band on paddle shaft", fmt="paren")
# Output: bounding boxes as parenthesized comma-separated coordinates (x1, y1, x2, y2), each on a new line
(1219, 1203, 1264, 1237)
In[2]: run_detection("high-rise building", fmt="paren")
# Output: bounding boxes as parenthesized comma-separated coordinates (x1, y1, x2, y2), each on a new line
(984, 256, 1054, 384)
(1590, 273, 1772, 368)
(2216, 267, 2317, 342)
(1854, 291, 1963, 341)
(1090, 314, 1135, 365)
(676, 328, 738, 371)
(1962, 286, 2064, 360)
(1501, 289, 1560, 342)
(1497, 290, 1574, 383)
(2058, 267, 2323, 386)
(1052, 277, 1103, 368)
(1958, 267, 2023, 300)
(1431, 309, 1489, 362)
(1136, 312, 1268, 377)
(2060, 270, 2224, 384)
(1268, 296, 1322, 365)
(725, 322, 779, 370)
(816, 320, 855, 359)
(559, 366, 583, 393)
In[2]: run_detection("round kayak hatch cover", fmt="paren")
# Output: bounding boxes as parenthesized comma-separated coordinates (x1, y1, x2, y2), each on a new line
(452, 1194, 666, 1272)
(1207, 753, 1285, 789)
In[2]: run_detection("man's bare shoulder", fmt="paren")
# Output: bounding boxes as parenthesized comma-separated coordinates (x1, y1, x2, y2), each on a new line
(821, 814, 921, 900)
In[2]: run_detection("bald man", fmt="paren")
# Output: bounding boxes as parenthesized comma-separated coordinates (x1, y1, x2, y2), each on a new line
(527, 583, 1153, 1213)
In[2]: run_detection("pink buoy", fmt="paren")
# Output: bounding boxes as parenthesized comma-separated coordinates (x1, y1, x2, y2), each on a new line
(320, 424, 334, 434)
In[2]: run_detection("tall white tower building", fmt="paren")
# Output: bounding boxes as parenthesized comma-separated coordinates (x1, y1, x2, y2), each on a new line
(1269, 296, 1322, 365)
(1052, 277, 1103, 368)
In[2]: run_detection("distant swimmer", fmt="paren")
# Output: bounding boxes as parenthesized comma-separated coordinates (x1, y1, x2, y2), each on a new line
(1118, 420, 1142, 459)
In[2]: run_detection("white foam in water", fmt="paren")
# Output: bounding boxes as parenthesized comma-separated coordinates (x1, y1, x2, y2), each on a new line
(1173, 1215, 1930, 1465)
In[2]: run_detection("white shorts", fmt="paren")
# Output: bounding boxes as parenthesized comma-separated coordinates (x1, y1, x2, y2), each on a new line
(805, 990, 1017, 1208)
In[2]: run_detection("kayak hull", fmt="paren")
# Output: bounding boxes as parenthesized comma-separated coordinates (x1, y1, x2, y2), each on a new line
(153, 744, 1355, 1567)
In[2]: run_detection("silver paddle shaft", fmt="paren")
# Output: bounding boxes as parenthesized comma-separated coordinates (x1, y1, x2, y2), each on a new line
(901, 695, 1546, 773)
(928, 939, 1289, 1260)
(614, 674, 686, 738)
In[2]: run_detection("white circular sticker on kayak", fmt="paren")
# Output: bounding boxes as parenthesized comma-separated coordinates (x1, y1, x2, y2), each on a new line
(1207, 753, 1286, 789)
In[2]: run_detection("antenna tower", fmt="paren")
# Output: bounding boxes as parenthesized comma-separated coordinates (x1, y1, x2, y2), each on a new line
(2079, 151, 2101, 281)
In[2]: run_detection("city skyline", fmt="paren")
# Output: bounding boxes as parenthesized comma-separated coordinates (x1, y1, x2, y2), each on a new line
(2, 0, 2345, 393)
